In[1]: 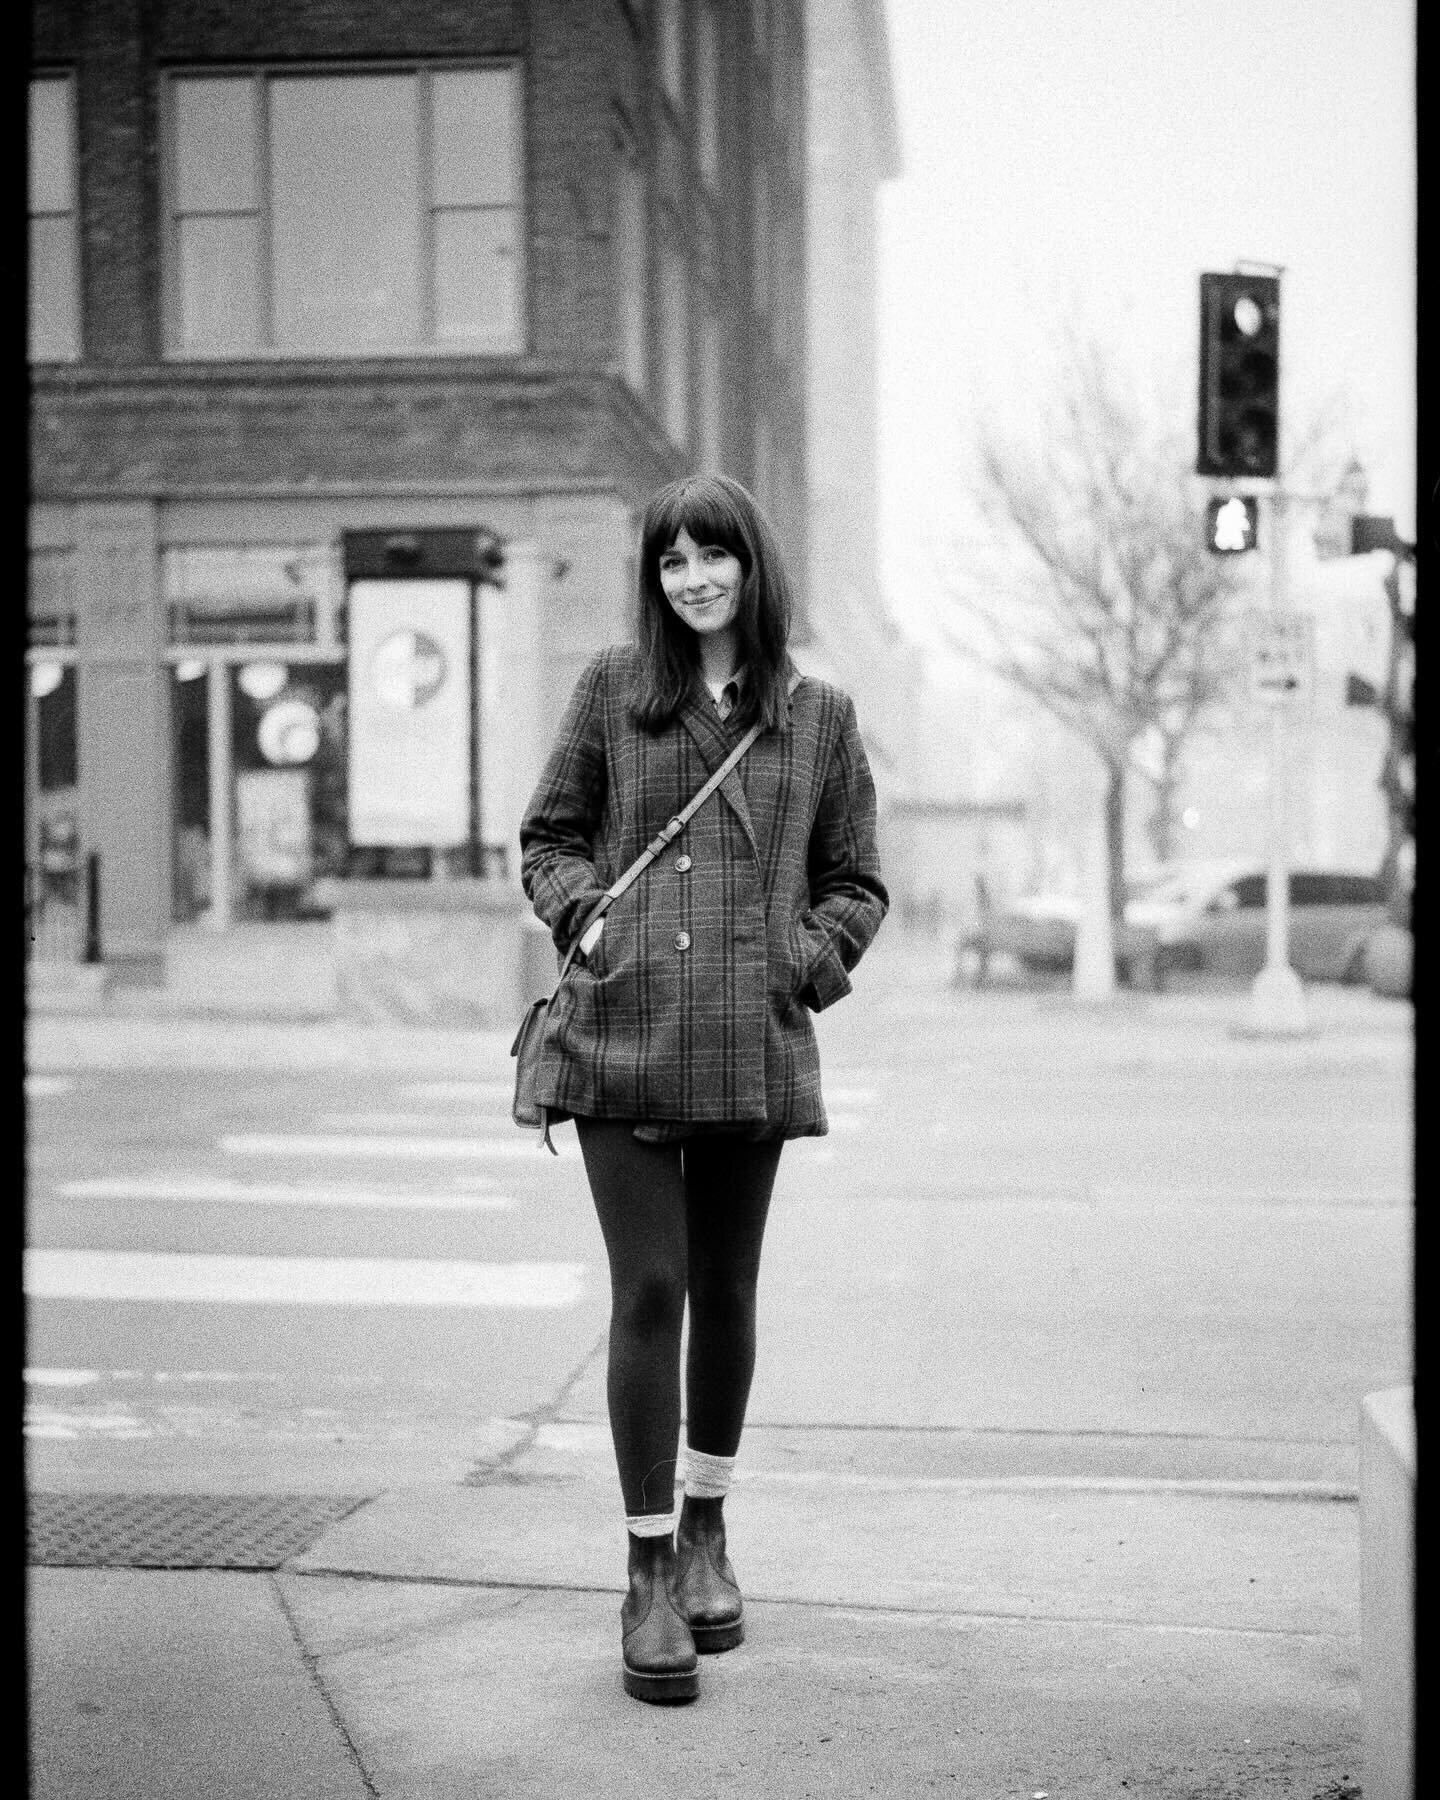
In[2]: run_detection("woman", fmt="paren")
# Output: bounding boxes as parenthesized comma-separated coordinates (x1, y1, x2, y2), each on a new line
(519, 473, 888, 1703)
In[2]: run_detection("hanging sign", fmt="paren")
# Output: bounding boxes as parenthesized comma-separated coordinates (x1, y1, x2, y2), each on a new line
(347, 579, 471, 846)
(1249, 613, 1315, 705)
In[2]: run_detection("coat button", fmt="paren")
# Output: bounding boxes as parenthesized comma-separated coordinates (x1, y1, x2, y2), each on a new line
(674, 931, 691, 952)
(675, 854, 693, 872)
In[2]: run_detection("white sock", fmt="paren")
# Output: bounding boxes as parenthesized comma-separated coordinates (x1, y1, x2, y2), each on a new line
(682, 1446, 736, 1499)
(625, 1510, 675, 1539)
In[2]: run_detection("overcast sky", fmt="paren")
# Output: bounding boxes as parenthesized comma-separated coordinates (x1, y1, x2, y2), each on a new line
(874, 0, 1417, 638)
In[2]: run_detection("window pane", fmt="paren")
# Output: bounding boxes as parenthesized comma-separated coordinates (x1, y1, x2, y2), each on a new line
(38, 664, 79, 792)
(617, 149, 647, 391)
(698, 304, 721, 470)
(178, 215, 262, 354)
(270, 76, 421, 352)
(660, 239, 689, 446)
(697, 3, 719, 184)
(752, 158, 769, 313)
(659, 0, 684, 102)
(29, 78, 74, 214)
(28, 216, 79, 361)
(174, 78, 258, 213)
(434, 209, 522, 348)
(432, 68, 519, 208)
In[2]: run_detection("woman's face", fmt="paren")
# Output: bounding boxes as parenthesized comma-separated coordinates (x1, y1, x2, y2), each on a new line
(658, 526, 743, 641)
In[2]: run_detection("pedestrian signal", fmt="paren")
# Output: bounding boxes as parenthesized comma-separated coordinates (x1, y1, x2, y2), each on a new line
(1206, 494, 1259, 555)
(1197, 271, 1280, 478)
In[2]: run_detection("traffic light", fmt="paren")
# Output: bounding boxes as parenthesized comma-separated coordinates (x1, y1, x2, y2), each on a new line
(474, 528, 506, 588)
(1206, 494, 1259, 554)
(1197, 272, 1280, 478)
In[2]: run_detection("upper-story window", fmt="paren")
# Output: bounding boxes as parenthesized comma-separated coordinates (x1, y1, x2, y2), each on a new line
(613, 118, 650, 396)
(696, 1, 720, 188)
(697, 296, 722, 473)
(29, 75, 81, 362)
(658, 0, 685, 109)
(166, 66, 525, 359)
(658, 212, 690, 449)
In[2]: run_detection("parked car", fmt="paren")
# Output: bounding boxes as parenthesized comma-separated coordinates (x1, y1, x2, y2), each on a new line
(1360, 922, 1412, 999)
(962, 860, 1391, 987)
(1118, 863, 1391, 985)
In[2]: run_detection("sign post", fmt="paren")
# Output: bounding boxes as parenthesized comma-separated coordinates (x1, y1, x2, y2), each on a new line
(1245, 489, 1312, 1035)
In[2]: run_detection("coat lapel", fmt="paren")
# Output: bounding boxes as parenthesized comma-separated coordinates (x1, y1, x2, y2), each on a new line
(676, 684, 760, 856)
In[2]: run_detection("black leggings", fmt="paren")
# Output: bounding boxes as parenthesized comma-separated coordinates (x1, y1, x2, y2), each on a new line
(574, 1119, 784, 1518)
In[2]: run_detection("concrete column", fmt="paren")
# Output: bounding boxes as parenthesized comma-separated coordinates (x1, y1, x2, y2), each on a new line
(1360, 1385, 1415, 1800)
(74, 501, 168, 980)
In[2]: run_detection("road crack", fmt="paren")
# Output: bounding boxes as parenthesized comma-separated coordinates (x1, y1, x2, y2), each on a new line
(461, 1331, 607, 1487)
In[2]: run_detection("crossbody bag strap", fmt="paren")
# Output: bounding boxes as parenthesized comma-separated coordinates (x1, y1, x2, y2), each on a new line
(552, 670, 802, 985)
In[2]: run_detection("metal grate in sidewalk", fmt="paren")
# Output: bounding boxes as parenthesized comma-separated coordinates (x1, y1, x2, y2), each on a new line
(27, 1493, 374, 1570)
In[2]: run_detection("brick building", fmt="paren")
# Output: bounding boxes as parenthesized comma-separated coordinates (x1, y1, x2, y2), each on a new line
(27, 0, 814, 998)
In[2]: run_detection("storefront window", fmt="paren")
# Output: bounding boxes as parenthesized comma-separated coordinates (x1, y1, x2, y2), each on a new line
(27, 659, 82, 956)
(170, 657, 347, 923)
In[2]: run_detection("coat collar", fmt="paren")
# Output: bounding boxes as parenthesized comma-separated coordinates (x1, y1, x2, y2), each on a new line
(675, 675, 772, 856)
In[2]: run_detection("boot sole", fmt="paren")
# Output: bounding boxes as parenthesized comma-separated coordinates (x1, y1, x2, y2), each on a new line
(622, 1661, 700, 1703)
(690, 1617, 744, 1653)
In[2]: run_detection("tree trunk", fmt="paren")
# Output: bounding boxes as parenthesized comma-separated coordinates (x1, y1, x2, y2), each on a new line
(1105, 761, 1126, 926)
(1146, 737, 1183, 865)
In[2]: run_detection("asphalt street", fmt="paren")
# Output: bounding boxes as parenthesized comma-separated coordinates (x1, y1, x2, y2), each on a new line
(26, 945, 1412, 1499)
(24, 933, 1414, 1798)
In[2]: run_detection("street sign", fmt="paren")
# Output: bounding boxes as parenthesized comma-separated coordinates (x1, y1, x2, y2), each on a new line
(1249, 614, 1314, 705)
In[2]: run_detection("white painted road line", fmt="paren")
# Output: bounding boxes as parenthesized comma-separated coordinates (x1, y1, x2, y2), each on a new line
(25, 1075, 74, 1098)
(316, 1111, 513, 1131)
(58, 1176, 514, 1211)
(402, 1081, 516, 1103)
(24, 1250, 586, 1308)
(220, 1133, 576, 1161)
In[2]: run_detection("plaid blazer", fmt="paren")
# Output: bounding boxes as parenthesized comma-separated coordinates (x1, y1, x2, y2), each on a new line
(518, 645, 888, 1134)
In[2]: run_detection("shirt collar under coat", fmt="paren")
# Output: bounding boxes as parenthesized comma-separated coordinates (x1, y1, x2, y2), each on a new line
(674, 660, 798, 857)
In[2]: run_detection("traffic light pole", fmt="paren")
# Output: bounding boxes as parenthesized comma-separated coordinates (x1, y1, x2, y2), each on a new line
(1247, 485, 1311, 1034)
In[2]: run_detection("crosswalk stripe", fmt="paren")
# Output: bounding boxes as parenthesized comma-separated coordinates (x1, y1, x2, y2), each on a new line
(402, 1081, 515, 1103)
(56, 1177, 514, 1212)
(220, 1132, 575, 1161)
(316, 1110, 510, 1131)
(24, 1250, 585, 1308)
(25, 1075, 74, 1098)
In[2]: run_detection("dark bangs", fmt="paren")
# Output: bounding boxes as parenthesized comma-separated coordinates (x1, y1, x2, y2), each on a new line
(641, 478, 755, 574)
(630, 473, 794, 735)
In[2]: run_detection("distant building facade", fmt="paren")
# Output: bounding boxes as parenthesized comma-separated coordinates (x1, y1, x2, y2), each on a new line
(27, 0, 811, 983)
(801, 0, 918, 823)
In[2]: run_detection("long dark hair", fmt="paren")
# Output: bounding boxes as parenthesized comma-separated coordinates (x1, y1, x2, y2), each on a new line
(629, 473, 794, 734)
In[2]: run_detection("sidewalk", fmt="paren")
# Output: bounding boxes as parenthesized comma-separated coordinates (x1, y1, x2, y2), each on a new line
(28, 923, 1399, 1798)
(28, 1443, 1365, 1799)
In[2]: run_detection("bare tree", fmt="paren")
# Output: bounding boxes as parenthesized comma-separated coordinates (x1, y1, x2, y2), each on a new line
(941, 332, 1247, 916)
